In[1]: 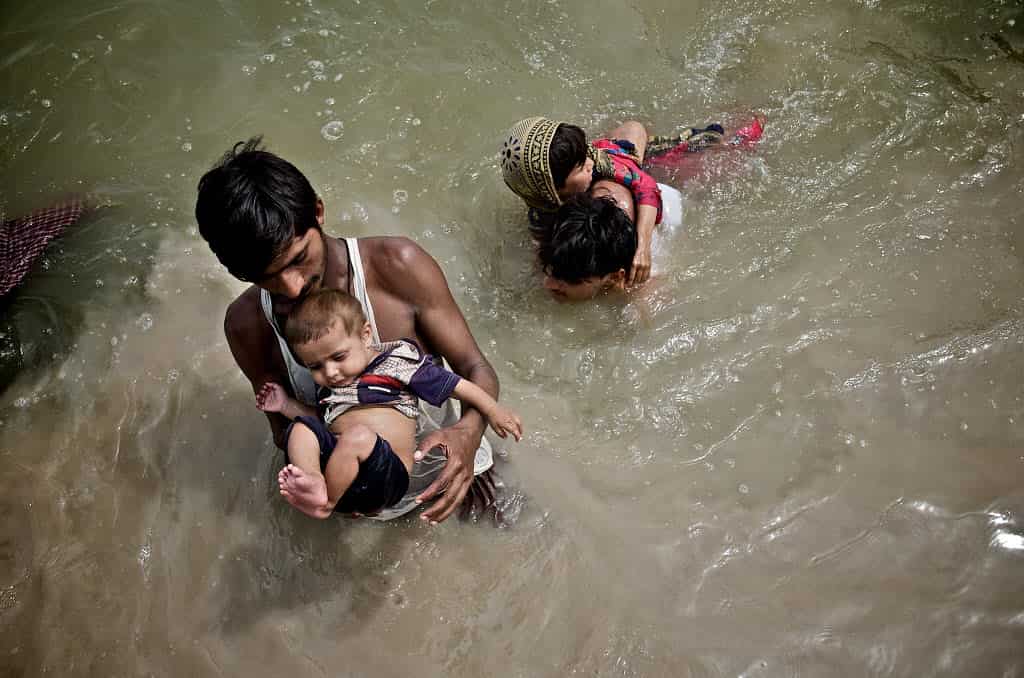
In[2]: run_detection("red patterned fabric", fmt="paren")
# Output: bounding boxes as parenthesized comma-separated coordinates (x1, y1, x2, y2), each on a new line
(0, 198, 85, 297)
(591, 139, 663, 224)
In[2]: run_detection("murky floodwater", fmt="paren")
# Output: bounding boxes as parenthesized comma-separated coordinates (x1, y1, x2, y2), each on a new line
(3, 0, 1024, 675)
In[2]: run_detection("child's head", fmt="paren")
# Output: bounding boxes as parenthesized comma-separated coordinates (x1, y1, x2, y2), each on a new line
(548, 124, 593, 199)
(285, 289, 374, 388)
(537, 193, 636, 302)
(501, 117, 593, 211)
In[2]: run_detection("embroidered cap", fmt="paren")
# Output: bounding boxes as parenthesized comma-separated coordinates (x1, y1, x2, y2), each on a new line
(500, 116, 564, 211)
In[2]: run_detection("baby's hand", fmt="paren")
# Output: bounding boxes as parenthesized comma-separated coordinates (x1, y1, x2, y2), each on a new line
(256, 382, 287, 413)
(487, 405, 523, 442)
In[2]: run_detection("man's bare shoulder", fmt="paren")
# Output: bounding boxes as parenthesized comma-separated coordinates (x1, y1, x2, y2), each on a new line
(357, 235, 426, 265)
(357, 236, 438, 290)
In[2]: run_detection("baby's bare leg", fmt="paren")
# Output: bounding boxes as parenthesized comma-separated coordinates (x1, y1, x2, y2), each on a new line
(279, 423, 333, 519)
(322, 424, 378, 511)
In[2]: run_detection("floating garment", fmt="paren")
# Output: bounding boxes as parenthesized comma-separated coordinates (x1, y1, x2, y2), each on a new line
(644, 117, 764, 172)
(1, 198, 86, 297)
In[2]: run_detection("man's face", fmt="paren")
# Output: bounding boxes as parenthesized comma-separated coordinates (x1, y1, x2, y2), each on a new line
(542, 273, 614, 302)
(257, 228, 327, 315)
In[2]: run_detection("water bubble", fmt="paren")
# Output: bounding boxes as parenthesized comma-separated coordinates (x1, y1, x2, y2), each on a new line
(333, 73, 343, 82)
(167, 369, 180, 383)
(262, 53, 276, 64)
(307, 59, 324, 73)
(136, 313, 154, 332)
(41, 99, 52, 108)
(282, 36, 294, 47)
(324, 97, 335, 105)
(525, 51, 544, 71)
(738, 483, 750, 495)
(960, 422, 969, 431)
(320, 120, 344, 141)
(241, 65, 255, 76)
(13, 397, 29, 408)
(411, 117, 421, 126)
(181, 142, 192, 152)
(71, 52, 79, 59)
(318, 29, 330, 37)
(393, 189, 408, 203)
(352, 202, 368, 223)
(95, 279, 105, 287)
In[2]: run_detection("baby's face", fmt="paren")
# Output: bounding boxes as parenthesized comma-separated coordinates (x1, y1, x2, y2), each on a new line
(294, 321, 375, 388)
(557, 156, 595, 199)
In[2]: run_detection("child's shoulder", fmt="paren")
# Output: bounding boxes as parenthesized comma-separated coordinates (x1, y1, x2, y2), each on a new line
(374, 338, 425, 364)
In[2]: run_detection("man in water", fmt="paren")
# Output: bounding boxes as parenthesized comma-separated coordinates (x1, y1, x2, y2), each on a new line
(195, 137, 499, 523)
(538, 179, 645, 302)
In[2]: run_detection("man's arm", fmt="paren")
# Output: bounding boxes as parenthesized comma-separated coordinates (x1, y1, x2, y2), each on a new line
(374, 238, 499, 523)
(224, 287, 294, 451)
(630, 201, 658, 286)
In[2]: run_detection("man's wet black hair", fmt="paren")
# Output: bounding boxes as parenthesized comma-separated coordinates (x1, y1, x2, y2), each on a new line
(549, 123, 588, 189)
(538, 194, 637, 284)
(195, 136, 319, 282)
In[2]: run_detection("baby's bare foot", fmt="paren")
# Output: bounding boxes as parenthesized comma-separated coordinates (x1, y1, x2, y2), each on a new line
(278, 465, 332, 519)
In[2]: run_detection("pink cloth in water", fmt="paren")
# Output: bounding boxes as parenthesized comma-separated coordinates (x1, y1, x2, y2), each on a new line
(1, 198, 86, 297)
(645, 117, 764, 173)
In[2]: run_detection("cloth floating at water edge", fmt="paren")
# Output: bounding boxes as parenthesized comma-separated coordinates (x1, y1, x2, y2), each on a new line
(1, 197, 87, 297)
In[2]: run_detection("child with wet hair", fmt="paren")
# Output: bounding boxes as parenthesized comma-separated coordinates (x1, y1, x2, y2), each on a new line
(500, 116, 763, 286)
(255, 288, 522, 519)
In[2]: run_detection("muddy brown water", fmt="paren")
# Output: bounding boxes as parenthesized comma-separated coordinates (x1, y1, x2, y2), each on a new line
(2, 1, 1023, 675)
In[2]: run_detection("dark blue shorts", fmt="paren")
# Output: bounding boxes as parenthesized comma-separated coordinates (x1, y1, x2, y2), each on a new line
(285, 415, 410, 515)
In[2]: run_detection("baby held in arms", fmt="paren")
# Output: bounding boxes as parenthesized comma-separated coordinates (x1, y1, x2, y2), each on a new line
(256, 288, 523, 519)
